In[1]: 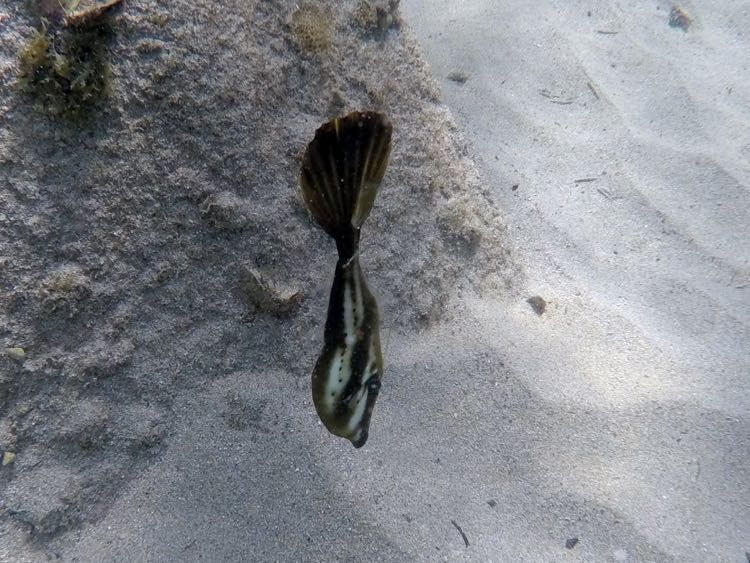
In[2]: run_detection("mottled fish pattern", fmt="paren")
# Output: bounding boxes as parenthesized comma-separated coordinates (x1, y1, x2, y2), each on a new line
(300, 111, 392, 448)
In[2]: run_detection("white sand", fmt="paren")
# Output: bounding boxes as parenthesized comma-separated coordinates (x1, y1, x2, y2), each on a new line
(402, 0, 750, 560)
(1, 1, 748, 561)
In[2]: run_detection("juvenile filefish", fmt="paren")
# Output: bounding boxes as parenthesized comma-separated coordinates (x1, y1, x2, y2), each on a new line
(300, 111, 393, 448)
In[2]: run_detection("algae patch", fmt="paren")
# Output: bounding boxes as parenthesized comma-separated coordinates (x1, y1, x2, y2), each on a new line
(353, 0, 401, 37)
(16, 20, 114, 119)
(436, 199, 483, 254)
(38, 267, 91, 315)
(2, 451, 16, 466)
(289, 1, 332, 53)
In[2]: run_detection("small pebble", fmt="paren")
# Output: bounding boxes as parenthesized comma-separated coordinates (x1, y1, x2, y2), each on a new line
(669, 5, 692, 31)
(487, 499, 497, 508)
(2, 451, 16, 466)
(5, 347, 25, 360)
(527, 296, 546, 316)
(566, 537, 579, 549)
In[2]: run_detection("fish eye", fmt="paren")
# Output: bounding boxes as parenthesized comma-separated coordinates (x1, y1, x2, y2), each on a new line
(367, 378, 381, 392)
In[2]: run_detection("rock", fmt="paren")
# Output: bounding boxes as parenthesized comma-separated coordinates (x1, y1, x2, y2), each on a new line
(5, 347, 25, 360)
(238, 267, 303, 317)
(526, 295, 546, 315)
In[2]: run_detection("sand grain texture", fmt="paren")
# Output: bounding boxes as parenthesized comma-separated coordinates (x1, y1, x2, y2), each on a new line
(1, 0, 510, 560)
(1, 0, 749, 561)
(404, 0, 750, 561)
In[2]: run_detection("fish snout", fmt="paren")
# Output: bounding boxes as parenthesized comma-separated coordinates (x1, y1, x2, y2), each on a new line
(350, 427, 369, 448)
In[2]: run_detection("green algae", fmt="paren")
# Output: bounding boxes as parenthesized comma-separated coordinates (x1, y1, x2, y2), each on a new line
(17, 22, 113, 120)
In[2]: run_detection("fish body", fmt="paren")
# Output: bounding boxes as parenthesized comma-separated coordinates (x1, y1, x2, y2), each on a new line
(300, 111, 392, 448)
(312, 254, 383, 447)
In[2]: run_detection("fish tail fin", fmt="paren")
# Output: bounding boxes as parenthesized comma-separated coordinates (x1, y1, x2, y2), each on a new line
(300, 111, 392, 259)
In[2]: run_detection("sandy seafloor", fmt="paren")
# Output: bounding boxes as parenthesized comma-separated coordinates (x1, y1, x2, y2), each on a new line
(1, 0, 749, 562)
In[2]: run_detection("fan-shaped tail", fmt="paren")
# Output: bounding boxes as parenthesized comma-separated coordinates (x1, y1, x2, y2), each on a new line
(300, 111, 392, 259)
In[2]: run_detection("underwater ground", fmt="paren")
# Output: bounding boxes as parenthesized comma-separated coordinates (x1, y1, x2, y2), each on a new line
(1, 0, 748, 561)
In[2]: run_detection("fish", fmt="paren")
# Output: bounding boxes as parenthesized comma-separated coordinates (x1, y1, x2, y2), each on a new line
(300, 111, 393, 448)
